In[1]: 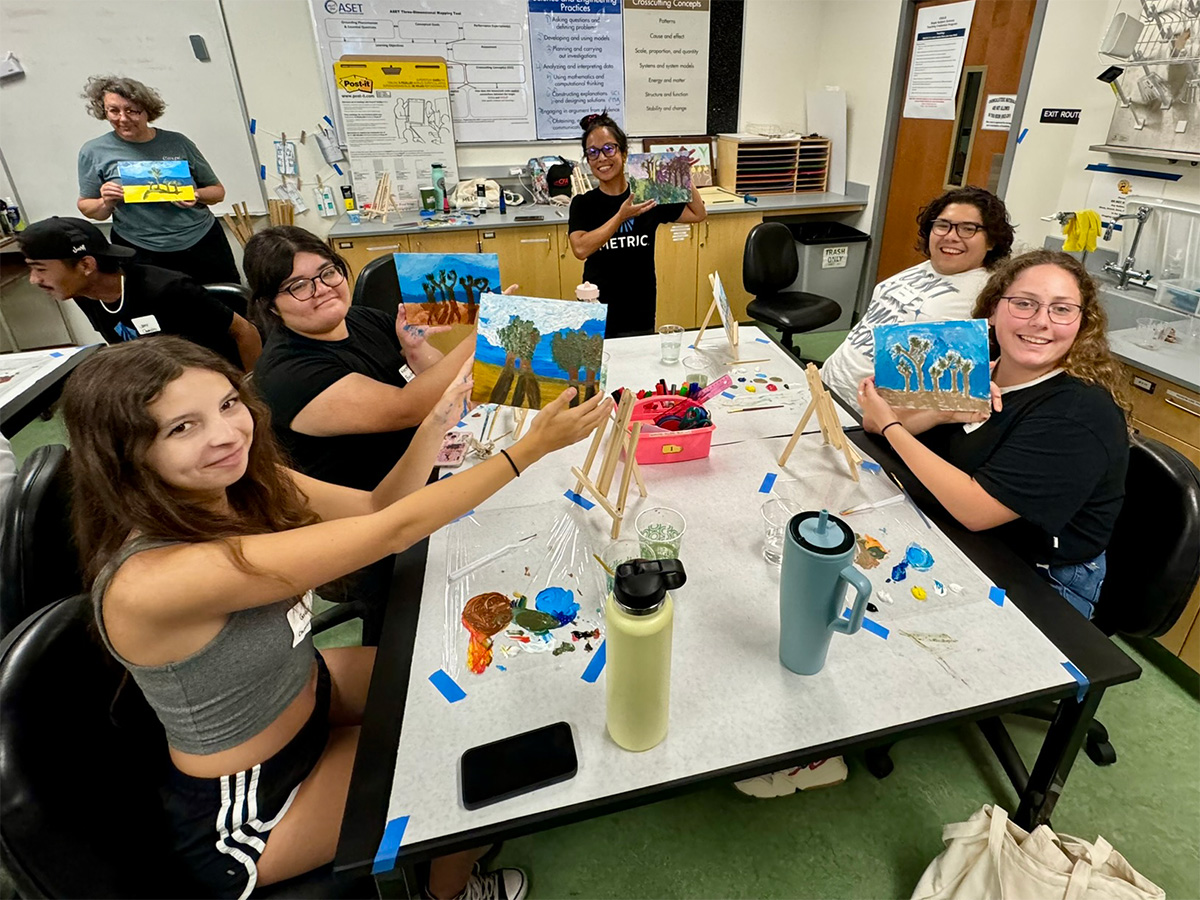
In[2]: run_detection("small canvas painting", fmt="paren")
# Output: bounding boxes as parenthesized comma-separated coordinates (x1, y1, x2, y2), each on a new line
(711, 270, 738, 349)
(873, 319, 991, 413)
(117, 160, 195, 203)
(393, 252, 500, 325)
(627, 152, 693, 205)
(472, 294, 607, 410)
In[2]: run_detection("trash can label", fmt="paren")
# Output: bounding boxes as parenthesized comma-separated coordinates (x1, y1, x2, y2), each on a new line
(822, 246, 849, 269)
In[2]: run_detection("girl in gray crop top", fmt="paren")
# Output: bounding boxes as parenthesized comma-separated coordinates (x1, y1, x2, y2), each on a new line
(63, 333, 608, 898)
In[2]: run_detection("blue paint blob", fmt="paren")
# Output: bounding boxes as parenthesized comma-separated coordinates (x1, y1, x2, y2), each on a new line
(890, 562, 908, 582)
(536, 587, 579, 625)
(905, 542, 935, 571)
(496, 665, 507, 672)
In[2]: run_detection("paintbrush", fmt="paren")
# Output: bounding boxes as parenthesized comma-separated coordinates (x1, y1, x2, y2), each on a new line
(448, 533, 538, 582)
(592, 553, 614, 577)
(888, 471, 932, 529)
(840, 494, 906, 516)
(726, 404, 784, 413)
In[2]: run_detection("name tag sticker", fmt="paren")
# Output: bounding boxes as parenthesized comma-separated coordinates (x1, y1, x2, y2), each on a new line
(131, 315, 162, 335)
(287, 590, 314, 647)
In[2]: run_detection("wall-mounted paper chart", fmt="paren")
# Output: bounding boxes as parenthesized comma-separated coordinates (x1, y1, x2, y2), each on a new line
(622, 0, 710, 135)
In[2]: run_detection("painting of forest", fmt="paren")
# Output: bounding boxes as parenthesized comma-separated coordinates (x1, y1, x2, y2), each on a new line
(627, 152, 692, 205)
(872, 320, 991, 414)
(393, 253, 501, 325)
(472, 295, 608, 410)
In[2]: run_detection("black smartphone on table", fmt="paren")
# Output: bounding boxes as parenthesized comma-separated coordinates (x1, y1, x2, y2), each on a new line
(460, 721, 578, 810)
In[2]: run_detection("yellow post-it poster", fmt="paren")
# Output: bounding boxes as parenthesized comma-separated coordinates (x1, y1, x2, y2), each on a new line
(117, 160, 196, 203)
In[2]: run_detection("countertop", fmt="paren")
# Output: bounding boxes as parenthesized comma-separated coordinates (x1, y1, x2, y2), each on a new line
(1108, 326, 1200, 392)
(327, 186, 869, 239)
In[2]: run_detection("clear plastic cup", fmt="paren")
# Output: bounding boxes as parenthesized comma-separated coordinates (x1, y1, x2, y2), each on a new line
(636, 506, 686, 560)
(599, 538, 641, 595)
(1135, 317, 1166, 349)
(761, 497, 798, 566)
(658, 324, 684, 364)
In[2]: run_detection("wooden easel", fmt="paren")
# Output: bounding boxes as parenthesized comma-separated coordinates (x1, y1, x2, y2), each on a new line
(778, 363, 862, 481)
(363, 173, 398, 222)
(569, 391, 648, 538)
(694, 272, 768, 365)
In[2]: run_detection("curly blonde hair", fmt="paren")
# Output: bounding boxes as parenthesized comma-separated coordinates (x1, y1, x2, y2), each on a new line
(973, 250, 1130, 419)
(82, 75, 166, 122)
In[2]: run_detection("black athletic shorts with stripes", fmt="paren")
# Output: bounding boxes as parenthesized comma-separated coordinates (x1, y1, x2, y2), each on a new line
(160, 652, 331, 900)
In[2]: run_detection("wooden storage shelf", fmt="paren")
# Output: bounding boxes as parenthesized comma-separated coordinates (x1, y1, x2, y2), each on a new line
(716, 135, 830, 195)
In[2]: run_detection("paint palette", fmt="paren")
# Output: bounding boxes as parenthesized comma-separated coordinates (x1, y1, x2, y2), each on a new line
(443, 502, 606, 680)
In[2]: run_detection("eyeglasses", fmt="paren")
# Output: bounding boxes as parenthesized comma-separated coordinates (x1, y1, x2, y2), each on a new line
(585, 143, 620, 160)
(931, 219, 984, 239)
(105, 106, 146, 119)
(1002, 296, 1083, 325)
(280, 264, 345, 301)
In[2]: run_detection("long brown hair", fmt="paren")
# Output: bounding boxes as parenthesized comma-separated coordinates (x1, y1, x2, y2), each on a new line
(972, 250, 1129, 417)
(63, 337, 319, 584)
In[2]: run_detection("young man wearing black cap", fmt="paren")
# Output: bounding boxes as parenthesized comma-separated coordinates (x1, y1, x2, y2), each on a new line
(18, 217, 260, 371)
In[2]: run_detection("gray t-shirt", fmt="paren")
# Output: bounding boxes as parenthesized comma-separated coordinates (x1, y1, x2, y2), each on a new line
(77, 128, 219, 252)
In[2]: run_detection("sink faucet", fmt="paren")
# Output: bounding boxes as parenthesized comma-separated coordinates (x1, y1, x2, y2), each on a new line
(1103, 205, 1154, 290)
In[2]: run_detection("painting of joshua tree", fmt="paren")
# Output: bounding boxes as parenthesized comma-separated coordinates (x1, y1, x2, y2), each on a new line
(392, 253, 501, 326)
(872, 320, 991, 414)
(472, 295, 608, 410)
(627, 152, 693, 205)
(117, 160, 196, 203)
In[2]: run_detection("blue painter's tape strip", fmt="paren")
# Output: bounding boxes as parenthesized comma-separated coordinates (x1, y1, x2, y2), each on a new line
(860, 460, 881, 474)
(451, 510, 475, 523)
(333, 163, 344, 176)
(249, 118, 257, 134)
(687, 344, 694, 349)
(439, 471, 453, 480)
(759, 472, 777, 493)
(428, 669, 466, 703)
(721, 391, 735, 399)
(259, 165, 266, 180)
(989, 586, 1006, 607)
(1061, 660, 1089, 702)
(564, 490, 595, 510)
(1017, 127, 1027, 144)
(581, 640, 606, 682)
(456, 420, 466, 428)
(1084, 162, 1181, 181)
(50, 351, 63, 358)
(755, 337, 770, 344)
(841, 608, 888, 639)
(372, 815, 409, 874)
(324, 115, 334, 127)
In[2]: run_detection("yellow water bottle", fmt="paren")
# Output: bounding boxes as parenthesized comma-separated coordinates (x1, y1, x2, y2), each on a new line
(605, 559, 687, 751)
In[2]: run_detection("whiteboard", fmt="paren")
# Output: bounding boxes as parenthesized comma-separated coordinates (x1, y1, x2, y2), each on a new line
(0, 0, 266, 222)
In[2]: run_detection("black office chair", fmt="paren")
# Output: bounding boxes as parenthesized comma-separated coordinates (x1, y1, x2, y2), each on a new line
(0, 444, 81, 641)
(352, 255, 402, 319)
(0, 595, 378, 899)
(205, 281, 252, 319)
(742, 222, 842, 363)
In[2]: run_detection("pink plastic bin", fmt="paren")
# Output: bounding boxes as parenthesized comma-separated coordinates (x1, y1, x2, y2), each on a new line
(627, 396, 715, 465)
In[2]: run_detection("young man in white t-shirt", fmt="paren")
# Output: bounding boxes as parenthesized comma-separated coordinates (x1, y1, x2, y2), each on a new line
(821, 187, 1015, 414)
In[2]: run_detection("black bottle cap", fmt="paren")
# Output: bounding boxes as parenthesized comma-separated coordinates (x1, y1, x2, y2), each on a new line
(612, 558, 687, 616)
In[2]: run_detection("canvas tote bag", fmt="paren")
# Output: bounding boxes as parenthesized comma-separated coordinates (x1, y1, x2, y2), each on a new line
(911, 805, 1164, 900)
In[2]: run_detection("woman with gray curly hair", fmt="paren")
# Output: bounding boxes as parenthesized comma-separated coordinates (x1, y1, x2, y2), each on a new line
(76, 75, 241, 287)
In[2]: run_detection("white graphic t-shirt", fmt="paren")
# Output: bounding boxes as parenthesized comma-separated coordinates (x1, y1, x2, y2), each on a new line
(822, 261, 991, 412)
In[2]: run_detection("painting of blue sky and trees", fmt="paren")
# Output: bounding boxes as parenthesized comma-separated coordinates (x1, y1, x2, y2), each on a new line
(393, 252, 500, 326)
(872, 319, 991, 414)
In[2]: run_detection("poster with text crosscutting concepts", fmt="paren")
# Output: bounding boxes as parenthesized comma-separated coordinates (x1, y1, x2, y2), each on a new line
(902, 0, 975, 120)
(528, 0, 624, 139)
(334, 58, 460, 212)
(311, 0, 537, 143)
(621, 0, 709, 136)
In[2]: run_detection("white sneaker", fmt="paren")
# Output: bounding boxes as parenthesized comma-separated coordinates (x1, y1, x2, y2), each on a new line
(734, 756, 849, 797)
(453, 868, 529, 900)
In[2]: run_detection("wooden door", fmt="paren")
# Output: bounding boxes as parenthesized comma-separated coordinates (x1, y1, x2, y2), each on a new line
(557, 225, 586, 299)
(696, 212, 763, 323)
(655, 222, 699, 329)
(877, 0, 1036, 280)
(409, 230, 481, 255)
(480, 227, 561, 298)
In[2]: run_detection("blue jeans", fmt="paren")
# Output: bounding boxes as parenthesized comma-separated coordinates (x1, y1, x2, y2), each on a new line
(1041, 552, 1107, 620)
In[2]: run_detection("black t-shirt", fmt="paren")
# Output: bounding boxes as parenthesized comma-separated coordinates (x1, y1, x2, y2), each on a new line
(568, 187, 685, 338)
(921, 373, 1129, 566)
(253, 306, 413, 490)
(75, 263, 239, 367)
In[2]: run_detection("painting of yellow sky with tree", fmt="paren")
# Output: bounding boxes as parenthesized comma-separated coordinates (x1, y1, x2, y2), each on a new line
(472, 295, 608, 410)
(872, 319, 991, 414)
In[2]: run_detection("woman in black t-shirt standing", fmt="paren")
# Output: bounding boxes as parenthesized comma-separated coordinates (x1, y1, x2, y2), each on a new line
(567, 113, 706, 338)
(858, 251, 1130, 619)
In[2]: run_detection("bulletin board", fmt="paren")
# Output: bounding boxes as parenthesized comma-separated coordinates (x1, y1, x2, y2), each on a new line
(308, 0, 726, 143)
(0, 0, 266, 221)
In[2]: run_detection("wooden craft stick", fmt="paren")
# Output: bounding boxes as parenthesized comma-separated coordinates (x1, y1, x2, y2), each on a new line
(610, 421, 641, 538)
(597, 392, 634, 495)
(573, 415, 607, 494)
(570, 467, 620, 520)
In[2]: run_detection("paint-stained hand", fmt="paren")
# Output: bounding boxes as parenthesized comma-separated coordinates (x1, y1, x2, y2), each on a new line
(522, 388, 612, 458)
(395, 301, 452, 352)
(428, 355, 474, 433)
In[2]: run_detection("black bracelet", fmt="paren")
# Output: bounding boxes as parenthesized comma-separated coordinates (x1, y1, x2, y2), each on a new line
(881, 421, 903, 436)
(499, 448, 521, 477)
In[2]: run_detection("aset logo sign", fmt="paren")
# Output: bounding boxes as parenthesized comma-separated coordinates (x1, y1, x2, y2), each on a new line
(325, 1, 365, 13)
